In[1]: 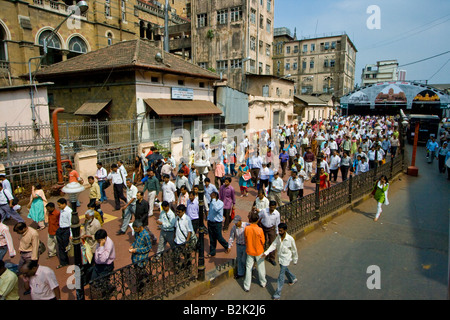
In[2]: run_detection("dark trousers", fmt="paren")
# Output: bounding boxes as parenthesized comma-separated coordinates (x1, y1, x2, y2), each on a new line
(330, 168, 339, 182)
(438, 155, 446, 173)
(207, 221, 228, 256)
(250, 168, 260, 186)
(223, 209, 232, 231)
(55, 227, 70, 266)
(191, 218, 199, 235)
(280, 162, 288, 177)
(262, 225, 277, 262)
(340, 165, 350, 181)
(113, 183, 127, 210)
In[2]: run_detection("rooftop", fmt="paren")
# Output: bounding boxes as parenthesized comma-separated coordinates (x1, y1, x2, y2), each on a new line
(34, 39, 221, 80)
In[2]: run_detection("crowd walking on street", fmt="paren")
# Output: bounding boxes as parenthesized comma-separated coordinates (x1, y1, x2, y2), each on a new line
(0, 114, 449, 300)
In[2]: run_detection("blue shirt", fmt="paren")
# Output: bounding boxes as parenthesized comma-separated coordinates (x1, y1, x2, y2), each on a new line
(204, 183, 218, 203)
(279, 153, 289, 163)
(186, 197, 199, 220)
(207, 198, 224, 223)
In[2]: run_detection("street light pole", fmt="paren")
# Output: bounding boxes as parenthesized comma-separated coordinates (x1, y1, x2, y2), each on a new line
(194, 158, 209, 281)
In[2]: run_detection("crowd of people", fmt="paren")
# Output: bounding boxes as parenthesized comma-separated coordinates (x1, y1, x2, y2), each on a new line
(0, 114, 449, 300)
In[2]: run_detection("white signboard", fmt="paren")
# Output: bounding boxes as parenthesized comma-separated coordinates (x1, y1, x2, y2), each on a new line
(171, 87, 194, 100)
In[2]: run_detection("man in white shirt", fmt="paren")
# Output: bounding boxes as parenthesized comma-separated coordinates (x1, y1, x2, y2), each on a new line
(174, 204, 194, 246)
(329, 150, 341, 182)
(117, 179, 138, 235)
(0, 184, 24, 223)
(262, 222, 298, 300)
(258, 201, 281, 266)
(161, 174, 177, 211)
(95, 162, 108, 202)
(328, 138, 338, 155)
(20, 260, 60, 300)
(156, 201, 176, 254)
(108, 164, 127, 210)
(56, 198, 72, 268)
(284, 169, 305, 201)
(268, 171, 284, 207)
(357, 157, 369, 175)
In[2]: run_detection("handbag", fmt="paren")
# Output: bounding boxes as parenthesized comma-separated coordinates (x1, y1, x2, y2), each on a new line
(243, 172, 251, 181)
(102, 179, 111, 189)
(38, 240, 46, 256)
(231, 207, 235, 221)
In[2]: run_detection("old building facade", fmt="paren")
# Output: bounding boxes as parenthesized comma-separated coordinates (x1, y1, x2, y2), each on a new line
(273, 28, 357, 99)
(189, 0, 275, 92)
(0, 0, 188, 86)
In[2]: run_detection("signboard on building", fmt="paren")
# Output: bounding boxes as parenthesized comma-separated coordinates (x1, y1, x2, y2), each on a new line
(171, 87, 194, 100)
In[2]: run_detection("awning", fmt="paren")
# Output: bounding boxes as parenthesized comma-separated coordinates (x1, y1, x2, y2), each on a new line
(144, 99, 222, 116)
(74, 100, 111, 115)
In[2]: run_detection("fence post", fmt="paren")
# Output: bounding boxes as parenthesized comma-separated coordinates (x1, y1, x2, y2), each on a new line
(390, 156, 394, 179)
(96, 120, 100, 147)
(5, 124, 11, 163)
(348, 174, 353, 204)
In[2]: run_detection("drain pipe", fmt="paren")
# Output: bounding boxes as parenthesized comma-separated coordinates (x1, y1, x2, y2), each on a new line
(53, 107, 65, 185)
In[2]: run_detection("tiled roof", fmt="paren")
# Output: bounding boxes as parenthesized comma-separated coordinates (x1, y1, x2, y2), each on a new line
(35, 39, 221, 80)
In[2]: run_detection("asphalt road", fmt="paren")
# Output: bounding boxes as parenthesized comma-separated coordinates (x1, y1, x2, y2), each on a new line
(197, 145, 450, 300)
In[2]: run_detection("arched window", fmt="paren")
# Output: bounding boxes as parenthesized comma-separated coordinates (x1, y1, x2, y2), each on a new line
(107, 32, 113, 46)
(0, 25, 7, 62)
(139, 21, 145, 38)
(38, 30, 63, 65)
(67, 36, 88, 59)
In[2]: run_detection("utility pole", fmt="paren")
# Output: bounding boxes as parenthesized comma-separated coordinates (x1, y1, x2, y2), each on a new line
(164, 0, 169, 52)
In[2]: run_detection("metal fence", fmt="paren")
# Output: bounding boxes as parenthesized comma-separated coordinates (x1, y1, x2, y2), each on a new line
(278, 154, 404, 234)
(88, 238, 198, 300)
(0, 118, 175, 190)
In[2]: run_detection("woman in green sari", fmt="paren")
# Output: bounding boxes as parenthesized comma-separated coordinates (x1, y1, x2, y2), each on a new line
(371, 175, 389, 222)
(27, 184, 48, 230)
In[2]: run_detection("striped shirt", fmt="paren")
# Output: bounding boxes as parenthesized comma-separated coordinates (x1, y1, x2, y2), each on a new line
(228, 222, 250, 247)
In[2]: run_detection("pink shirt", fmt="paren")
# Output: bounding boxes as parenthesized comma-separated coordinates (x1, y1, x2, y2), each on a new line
(0, 222, 16, 257)
(94, 236, 116, 265)
(29, 266, 59, 300)
(215, 163, 225, 177)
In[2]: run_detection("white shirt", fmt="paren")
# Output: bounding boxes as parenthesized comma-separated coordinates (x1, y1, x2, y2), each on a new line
(357, 161, 369, 174)
(288, 146, 297, 157)
(126, 184, 138, 205)
(162, 181, 176, 203)
(1, 179, 12, 195)
(175, 213, 193, 245)
(329, 155, 341, 170)
(0, 188, 13, 205)
(254, 196, 269, 212)
(258, 208, 281, 233)
(96, 167, 108, 181)
(270, 177, 284, 193)
(59, 205, 72, 228)
(108, 170, 125, 185)
(118, 165, 127, 178)
(264, 233, 298, 266)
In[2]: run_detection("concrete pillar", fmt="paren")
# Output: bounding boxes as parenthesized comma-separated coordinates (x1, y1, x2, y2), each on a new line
(74, 150, 98, 187)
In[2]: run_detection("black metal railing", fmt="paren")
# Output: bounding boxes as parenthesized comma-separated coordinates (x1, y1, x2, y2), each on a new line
(88, 239, 198, 300)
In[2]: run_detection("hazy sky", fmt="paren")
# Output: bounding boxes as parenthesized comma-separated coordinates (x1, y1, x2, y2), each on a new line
(274, 0, 450, 86)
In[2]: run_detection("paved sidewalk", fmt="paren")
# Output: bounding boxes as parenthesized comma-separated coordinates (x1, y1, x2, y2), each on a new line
(194, 146, 449, 300)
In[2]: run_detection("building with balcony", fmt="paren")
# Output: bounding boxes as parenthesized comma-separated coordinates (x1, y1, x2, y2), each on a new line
(273, 29, 357, 99)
